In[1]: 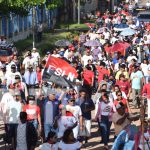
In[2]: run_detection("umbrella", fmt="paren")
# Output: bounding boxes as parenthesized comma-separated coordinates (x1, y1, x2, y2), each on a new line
(84, 40, 101, 47)
(96, 27, 110, 34)
(105, 42, 130, 55)
(120, 28, 136, 36)
(111, 42, 131, 55)
(55, 39, 71, 47)
(114, 24, 129, 31)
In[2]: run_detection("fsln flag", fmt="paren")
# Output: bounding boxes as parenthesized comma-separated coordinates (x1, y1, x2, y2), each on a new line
(42, 56, 78, 87)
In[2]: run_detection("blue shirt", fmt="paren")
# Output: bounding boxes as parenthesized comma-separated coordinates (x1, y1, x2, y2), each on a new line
(43, 98, 60, 124)
(76, 98, 94, 120)
(130, 70, 143, 89)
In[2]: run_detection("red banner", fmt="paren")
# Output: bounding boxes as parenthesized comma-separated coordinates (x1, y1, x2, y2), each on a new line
(42, 56, 78, 87)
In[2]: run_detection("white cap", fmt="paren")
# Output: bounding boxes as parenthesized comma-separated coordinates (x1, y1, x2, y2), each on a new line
(32, 47, 37, 51)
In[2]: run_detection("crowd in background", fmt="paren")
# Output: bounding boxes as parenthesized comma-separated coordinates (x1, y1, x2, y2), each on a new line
(0, 1, 150, 150)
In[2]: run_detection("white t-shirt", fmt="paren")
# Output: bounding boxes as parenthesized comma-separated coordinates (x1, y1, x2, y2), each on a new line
(32, 52, 40, 64)
(82, 55, 93, 66)
(7, 100, 22, 123)
(39, 143, 58, 150)
(1, 92, 15, 114)
(22, 57, 35, 70)
(57, 116, 76, 138)
(58, 140, 81, 150)
(6, 61, 16, 73)
(141, 63, 149, 76)
(64, 49, 69, 59)
(103, 32, 110, 40)
(1, 93, 22, 124)
(127, 56, 137, 65)
(146, 2, 150, 7)
(101, 102, 116, 116)
(5, 71, 22, 86)
(66, 105, 82, 122)
(51, 54, 60, 58)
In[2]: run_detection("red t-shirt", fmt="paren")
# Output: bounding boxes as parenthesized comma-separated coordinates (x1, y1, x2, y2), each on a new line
(142, 83, 150, 97)
(23, 105, 40, 120)
(114, 98, 128, 112)
(129, 64, 134, 75)
(96, 66, 109, 82)
(83, 70, 94, 85)
(116, 80, 130, 95)
(37, 71, 42, 83)
(66, 111, 74, 116)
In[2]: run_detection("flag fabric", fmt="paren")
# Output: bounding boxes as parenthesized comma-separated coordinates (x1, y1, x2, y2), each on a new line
(42, 56, 78, 87)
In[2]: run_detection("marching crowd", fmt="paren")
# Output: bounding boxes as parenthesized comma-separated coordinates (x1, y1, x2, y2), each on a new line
(0, 1, 150, 150)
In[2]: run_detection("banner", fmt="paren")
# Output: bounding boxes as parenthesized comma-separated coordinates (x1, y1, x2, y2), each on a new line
(42, 56, 78, 87)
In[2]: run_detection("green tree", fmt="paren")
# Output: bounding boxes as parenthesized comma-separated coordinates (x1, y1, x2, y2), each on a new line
(0, 0, 63, 16)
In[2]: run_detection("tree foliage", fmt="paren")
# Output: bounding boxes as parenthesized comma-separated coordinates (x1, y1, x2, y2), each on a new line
(0, 0, 63, 16)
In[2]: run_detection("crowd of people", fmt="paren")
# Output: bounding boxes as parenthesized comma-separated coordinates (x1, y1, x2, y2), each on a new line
(0, 1, 150, 150)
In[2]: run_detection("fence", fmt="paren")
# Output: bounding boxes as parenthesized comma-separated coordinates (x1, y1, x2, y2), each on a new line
(0, 7, 58, 43)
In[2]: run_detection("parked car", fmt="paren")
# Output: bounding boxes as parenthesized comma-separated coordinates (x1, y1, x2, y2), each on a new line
(133, 5, 147, 16)
(137, 11, 150, 23)
(0, 44, 15, 62)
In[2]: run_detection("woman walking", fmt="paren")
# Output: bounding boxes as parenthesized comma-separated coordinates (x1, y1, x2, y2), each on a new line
(95, 93, 116, 149)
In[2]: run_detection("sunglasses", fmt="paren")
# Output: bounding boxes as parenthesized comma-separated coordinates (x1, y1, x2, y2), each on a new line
(70, 100, 75, 102)
(117, 94, 122, 96)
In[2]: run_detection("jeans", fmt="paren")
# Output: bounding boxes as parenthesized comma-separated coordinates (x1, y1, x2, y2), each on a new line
(28, 119, 38, 129)
(144, 76, 149, 84)
(99, 115, 112, 145)
(6, 124, 18, 138)
(79, 119, 91, 137)
(73, 124, 79, 139)
(44, 124, 53, 139)
(132, 88, 141, 107)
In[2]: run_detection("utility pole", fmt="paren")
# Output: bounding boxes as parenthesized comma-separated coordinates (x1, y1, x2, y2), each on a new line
(32, 6, 36, 48)
(78, 0, 80, 24)
(73, 0, 76, 22)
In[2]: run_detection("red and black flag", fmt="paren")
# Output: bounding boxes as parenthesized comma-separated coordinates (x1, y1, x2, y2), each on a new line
(42, 56, 78, 87)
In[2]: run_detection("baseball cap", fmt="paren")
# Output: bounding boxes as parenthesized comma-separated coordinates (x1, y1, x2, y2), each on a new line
(47, 90, 57, 95)
(70, 47, 75, 51)
(46, 51, 50, 55)
(59, 51, 64, 56)
(15, 75, 21, 79)
(68, 98, 75, 102)
(11, 64, 16, 69)
(27, 95, 35, 101)
(32, 48, 37, 51)
(68, 44, 73, 48)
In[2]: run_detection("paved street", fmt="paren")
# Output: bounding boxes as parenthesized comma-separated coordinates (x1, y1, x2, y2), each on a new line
(0, 102, 141, 150)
